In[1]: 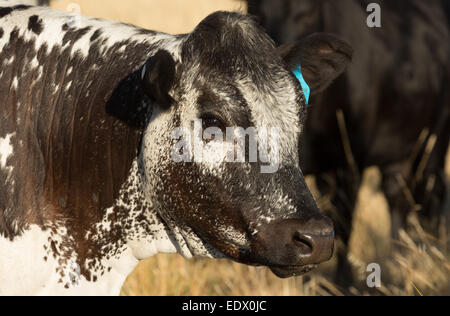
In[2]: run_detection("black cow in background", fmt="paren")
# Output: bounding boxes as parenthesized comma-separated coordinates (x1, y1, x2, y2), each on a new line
(247, 0, 450, 285)
(444, 0, 450, 24)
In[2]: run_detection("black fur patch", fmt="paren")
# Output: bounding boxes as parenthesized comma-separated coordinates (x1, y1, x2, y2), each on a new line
(90, 29, 102, 42)
(13, 5, 32, 10)
(0, 7, 13, 18)
(0, 5, 32, 19)
(28, 15, 44, 35)
(62, 26, 92, 46)
(61, 23, 70, 32)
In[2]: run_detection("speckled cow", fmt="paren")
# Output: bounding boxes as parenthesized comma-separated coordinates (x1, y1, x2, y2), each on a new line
(0, 3, 352, 295)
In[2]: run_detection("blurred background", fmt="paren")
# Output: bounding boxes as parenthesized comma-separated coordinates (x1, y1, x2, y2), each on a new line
(51, 0, 247, 34)
(48, 0, 450, 296)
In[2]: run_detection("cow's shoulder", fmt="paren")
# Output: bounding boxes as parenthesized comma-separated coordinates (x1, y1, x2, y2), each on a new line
(0, 5, 176, 240)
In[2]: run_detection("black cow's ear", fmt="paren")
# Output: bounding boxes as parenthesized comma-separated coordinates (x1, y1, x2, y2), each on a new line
(141, 50, 176, 110)
(277, 33, 353, 95)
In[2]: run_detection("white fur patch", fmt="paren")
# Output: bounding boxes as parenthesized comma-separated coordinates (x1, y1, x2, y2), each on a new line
(11, 77, 18, 90)
(238, 76, 302, 165)
(0, 5, 176, 60)
(0, 133, 15, 171)
(0, 225, 139, 296)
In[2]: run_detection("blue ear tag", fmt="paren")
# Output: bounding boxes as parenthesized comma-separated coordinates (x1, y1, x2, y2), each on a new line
(293, 65, 310, 105)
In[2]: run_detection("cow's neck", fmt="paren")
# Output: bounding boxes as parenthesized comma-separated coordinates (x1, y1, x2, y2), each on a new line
(92, 157, 194, 257)
(80, 159, 185, 292)
(39, 40, 193, 294)
(19, 158, 191, 296)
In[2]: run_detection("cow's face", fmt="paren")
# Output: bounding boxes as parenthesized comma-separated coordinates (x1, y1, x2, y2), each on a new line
(140, 12, 352, 277)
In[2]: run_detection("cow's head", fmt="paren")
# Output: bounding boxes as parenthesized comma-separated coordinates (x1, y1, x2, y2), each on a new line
(139, 12, 352, 277)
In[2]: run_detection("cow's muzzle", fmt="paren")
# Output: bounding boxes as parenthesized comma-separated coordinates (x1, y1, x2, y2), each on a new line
(253, 216, 334, 278)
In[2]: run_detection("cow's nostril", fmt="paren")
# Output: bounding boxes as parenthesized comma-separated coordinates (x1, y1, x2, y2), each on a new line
(292, 232, 314, 254)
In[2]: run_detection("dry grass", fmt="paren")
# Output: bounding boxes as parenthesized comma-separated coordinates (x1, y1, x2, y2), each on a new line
(120, 256, 346, 297)
(51, 0, 246, 34)
(47, 0, 449, 296)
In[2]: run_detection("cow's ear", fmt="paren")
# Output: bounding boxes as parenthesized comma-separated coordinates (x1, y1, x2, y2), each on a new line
(141, 50, 176, 110)
(277, 33, 353, 95)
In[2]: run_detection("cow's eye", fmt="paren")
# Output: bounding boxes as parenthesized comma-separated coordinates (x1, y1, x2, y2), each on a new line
(201, 115, 226, 132)
(201, 115, 226, 142)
